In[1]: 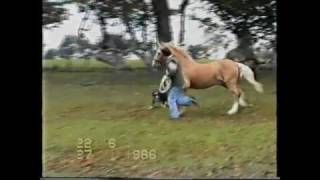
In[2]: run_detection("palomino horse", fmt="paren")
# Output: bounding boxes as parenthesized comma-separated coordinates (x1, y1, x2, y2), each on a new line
(152, 42, 263, 115)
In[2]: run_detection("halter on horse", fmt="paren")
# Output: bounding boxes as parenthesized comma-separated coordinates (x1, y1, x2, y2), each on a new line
(152, 42, 263, 115)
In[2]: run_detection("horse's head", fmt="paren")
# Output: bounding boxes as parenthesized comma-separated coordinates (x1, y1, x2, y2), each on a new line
(152, 42, 172, 69)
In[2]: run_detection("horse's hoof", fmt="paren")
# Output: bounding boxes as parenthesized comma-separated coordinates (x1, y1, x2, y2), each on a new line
(239, 102, 248, 107)
(227, 110, 237, 115)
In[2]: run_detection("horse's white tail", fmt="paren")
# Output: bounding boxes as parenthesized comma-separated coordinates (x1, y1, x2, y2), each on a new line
(237, 62, 264, 93)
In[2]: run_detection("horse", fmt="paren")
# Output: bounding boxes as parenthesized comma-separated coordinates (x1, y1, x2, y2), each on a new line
(152, 42, 264, 115)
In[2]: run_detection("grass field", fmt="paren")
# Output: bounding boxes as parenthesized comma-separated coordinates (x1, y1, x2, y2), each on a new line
(43, 59, 277, 178)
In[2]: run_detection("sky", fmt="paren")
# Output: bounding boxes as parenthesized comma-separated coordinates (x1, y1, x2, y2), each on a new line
(43, 0, 237, 59)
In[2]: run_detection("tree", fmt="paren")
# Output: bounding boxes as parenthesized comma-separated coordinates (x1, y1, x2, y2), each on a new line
(198, 0, 276, 43)
(178, 0, 189, 45)
(151, 0, 172, 42)
(44, 48, 59, 60)
(75, 0, 152, 46)
(73, 0, 158, 68)
(58, 35, 77, 59)
(187, 45, 209, 59)
(43, 0, 72, 28)
(193, 0, 276, 66)
(151, 0, 191, 44)
(59, 35, 95, 58)
(74, 0, 177, 44)
(73, 0, 188, 68)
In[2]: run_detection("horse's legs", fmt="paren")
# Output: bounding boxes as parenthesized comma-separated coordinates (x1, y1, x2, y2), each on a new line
(238, 87, 248, 107)
(228, 95, 240, 115)
(226, 83, 241, 115)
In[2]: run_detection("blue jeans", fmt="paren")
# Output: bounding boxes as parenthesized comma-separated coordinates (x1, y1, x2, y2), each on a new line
(168, 86, 193, 119)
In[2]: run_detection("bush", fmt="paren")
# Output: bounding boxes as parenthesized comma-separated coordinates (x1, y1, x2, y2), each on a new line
(44, 48, 59, 60)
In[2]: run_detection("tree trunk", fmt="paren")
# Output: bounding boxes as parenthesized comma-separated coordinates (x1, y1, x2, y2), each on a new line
(96, 13, 129, 69)
(141, 1, 148, 43)
(179, 13, 186, 45)
(142, 24, 148, 43)
(226, 29, 260, 79)
(178, 0, 189, 45)
(95, 51, 128, 70)
(226, 30, 257, 62)
(134, 50, 155, 70)
(152, 0, 172, 42)
(122, 3, 137, 42)
(97, 14, 110, 50)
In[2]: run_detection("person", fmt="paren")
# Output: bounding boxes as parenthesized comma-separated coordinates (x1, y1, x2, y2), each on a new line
(158, 57, 198, 119)
(149, 90, 169, 109)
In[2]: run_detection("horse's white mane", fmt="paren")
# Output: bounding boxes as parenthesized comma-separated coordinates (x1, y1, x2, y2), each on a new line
(163, 43, 195, 62)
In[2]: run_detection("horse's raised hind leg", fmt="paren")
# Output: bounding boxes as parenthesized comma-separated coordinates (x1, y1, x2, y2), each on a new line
(182, 76, 191, 89)
(238, 88, 248, 107)
(228, 95, 240, 115)
(226, 83, 241, 115)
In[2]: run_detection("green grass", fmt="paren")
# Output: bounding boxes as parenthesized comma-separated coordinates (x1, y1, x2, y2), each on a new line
(43, 59, 277, 178)
(43, 59, 147, 72)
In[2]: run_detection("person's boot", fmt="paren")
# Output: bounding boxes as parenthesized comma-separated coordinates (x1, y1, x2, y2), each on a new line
(190, 96, 200, 107)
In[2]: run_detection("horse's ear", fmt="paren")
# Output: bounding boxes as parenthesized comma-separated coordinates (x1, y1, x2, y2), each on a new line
(160, 41, 172, 48)
(177, 42, 185, 47)
(159, 41, 165, 47)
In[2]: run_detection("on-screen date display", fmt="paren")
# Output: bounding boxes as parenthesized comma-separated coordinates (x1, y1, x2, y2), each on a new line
(76, 137, 157, 160)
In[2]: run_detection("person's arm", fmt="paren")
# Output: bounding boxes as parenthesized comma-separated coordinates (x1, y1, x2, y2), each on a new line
(148, 97, 156, 110)
(166, 60, 178, 76)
